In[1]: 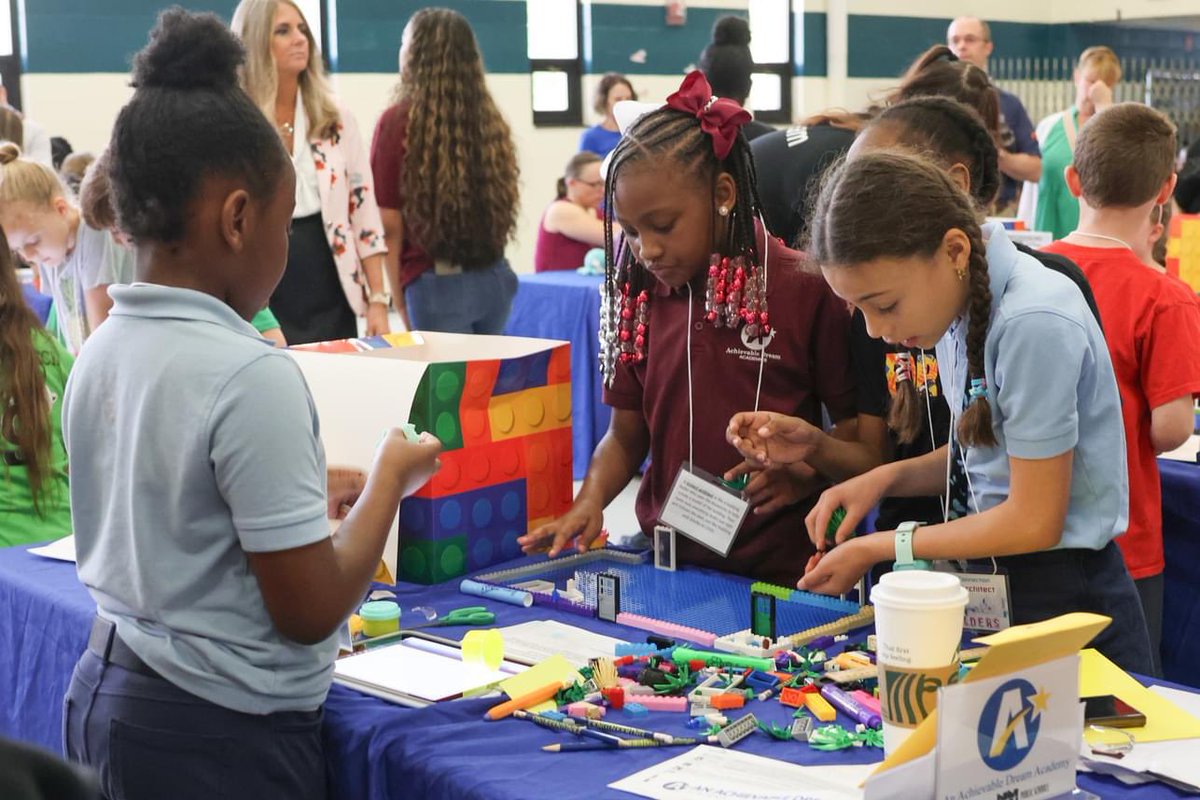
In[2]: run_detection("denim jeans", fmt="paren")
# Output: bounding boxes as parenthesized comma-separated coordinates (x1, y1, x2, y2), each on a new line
(405, 258, 518, 334)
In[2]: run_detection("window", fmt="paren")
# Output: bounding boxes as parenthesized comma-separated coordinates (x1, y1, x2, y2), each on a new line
(527, 0, 582, 126)
(0, 0, 22, 110)
(748, 0, 792, 123)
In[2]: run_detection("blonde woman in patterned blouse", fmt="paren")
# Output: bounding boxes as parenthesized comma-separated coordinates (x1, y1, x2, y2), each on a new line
(232, 0, 390, 344)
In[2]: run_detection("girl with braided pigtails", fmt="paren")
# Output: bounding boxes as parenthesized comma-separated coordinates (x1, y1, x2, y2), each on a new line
(519, 71, 860, 584)
(737, 149, 1151, 674)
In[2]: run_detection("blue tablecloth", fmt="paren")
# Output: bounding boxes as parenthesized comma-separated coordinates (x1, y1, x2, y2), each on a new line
(1159, 457, 1200, 687)
(21, 283, 52, 325)
(0, 545, 1191, 799)
(504, 273, 607, 479)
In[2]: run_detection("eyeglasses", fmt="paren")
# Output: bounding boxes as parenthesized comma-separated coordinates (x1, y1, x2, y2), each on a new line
(949, 34, 988, 45)
(577, 178, 605, 188)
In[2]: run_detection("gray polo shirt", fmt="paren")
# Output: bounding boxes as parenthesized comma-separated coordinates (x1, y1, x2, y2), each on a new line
(64, 284, 335, 714)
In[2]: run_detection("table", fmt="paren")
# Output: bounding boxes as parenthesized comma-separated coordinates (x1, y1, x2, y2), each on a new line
(1159, 457, 1200, 686)
(0, 546, 1192, 799)
(504, 273, 607, 479)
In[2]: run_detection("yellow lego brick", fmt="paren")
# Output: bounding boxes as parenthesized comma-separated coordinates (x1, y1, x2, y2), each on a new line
(488, 384, 572, 440)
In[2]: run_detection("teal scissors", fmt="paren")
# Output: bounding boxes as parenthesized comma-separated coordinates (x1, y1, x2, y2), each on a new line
(403, 606, 496, 631)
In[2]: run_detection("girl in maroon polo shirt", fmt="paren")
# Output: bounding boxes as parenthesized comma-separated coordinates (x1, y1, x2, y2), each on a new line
(519, 72, 859, 584)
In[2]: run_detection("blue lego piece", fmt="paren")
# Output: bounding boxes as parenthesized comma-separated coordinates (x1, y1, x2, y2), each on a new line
(493, 350, 551, 395)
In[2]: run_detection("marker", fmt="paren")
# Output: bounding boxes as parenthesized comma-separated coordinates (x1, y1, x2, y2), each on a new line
(820, 683, 882, 728)
(459, 579, 533, 608)
(484, 680, 566, 720)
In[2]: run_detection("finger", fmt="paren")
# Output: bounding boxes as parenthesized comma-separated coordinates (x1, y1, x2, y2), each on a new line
(722, 460, 755, 481)
(833, 508, 867, 546)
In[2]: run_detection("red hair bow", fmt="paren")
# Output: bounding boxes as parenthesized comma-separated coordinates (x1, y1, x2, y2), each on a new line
(665, 70, 752, 161)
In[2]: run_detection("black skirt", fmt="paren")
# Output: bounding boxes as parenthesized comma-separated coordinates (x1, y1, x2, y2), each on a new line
(271, 213, 357, 345)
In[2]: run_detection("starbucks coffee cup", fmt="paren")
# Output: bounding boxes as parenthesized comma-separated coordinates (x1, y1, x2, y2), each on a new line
(871, 571, 969, 756)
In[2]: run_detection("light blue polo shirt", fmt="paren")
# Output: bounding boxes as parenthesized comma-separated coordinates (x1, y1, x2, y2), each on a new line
(935, 224, 1127, 551)
(63, 284, 334, 714)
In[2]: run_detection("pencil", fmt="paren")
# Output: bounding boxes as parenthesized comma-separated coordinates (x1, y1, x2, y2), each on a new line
(543, 738, 662, 752)
(511, 709, 584, 735)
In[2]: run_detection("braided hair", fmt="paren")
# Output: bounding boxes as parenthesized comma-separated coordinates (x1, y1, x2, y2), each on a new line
(868, 96, 1001, 210)
(599, 104, 763, 385)
(808, 151, 997, 448)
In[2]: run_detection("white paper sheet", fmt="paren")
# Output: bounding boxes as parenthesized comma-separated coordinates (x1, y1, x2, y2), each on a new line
(492, 619, 629, 667)
(28, 535, 76, 563)
(1078, 684, 1200, 793)
(609, 746, 875, 800)
(333, 638, 525, 703)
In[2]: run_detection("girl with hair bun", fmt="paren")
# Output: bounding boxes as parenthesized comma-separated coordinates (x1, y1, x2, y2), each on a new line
(61, 10, 441, 797)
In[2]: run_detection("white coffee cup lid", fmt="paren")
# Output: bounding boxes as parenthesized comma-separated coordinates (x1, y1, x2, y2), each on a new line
(871, 571, 968, 609)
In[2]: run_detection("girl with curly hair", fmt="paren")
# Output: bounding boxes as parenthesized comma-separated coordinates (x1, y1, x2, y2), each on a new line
(371, 7, 521, 333)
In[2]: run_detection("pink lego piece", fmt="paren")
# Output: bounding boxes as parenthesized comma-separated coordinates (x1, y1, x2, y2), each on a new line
(635, 695, 688, 713)
(615, 613, 718, 648)
(567, 701, 605, 719)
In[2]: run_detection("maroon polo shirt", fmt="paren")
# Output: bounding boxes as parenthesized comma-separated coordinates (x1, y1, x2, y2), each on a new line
(604, 232, 856, 585)
(370, 102, 435, 290)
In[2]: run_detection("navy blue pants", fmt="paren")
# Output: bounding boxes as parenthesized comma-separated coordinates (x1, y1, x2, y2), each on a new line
(972, 540, 1154, 675)
(63, 649, 327, 800)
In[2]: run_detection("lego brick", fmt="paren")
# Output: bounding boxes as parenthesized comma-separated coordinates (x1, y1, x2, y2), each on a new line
(400, 480, 526, 543)
(488, 384, 571, 441)
(493, 350, 552, 395)
(412, 437, 525, 499)
(547, 344, 572, 384)
(460, 360, 501, 447)
(408, 363, 467, 451)
(399, 535, 468, 584)
(524, 427, 573, 520)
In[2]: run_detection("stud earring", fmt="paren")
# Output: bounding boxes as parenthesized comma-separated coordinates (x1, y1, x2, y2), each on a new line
(718, 206, 729, 217)
(955, 265, 967, 282)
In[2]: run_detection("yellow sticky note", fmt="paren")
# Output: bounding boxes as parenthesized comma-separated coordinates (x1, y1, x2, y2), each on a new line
(497, 654, 580, 714)
(1080, 648, 1200, 745)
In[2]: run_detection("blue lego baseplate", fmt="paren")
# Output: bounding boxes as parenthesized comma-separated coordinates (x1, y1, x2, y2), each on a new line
(471, 549, 861, 638)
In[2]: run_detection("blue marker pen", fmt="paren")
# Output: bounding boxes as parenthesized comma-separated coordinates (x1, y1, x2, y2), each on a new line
(820, 683, 882, 729)
(459, 579, 534, 608)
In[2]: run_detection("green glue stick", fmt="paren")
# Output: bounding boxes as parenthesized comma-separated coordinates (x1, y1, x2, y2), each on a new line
(670, 647, 774, 672)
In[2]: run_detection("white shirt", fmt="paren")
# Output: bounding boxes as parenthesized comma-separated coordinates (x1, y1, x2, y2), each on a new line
(291, 93, 322, 218)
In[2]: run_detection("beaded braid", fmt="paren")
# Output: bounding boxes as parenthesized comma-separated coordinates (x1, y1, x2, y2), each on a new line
(599, 105, 765, 387)
(957, 237, 997, 448)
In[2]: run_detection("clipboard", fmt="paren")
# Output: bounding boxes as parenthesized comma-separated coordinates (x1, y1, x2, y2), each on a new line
(333, 630, 532, 707)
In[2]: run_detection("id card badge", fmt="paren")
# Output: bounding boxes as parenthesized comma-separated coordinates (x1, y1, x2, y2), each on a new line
(936, 562, 1012, 632)
(658, 464, 751, 557)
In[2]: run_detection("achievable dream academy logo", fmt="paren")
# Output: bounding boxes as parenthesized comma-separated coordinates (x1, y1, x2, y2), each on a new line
(976, 678, 1049, 771)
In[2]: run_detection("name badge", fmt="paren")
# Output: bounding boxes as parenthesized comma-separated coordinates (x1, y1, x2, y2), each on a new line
(658, 465, 750, 557)
(939, 565, 1012, 632)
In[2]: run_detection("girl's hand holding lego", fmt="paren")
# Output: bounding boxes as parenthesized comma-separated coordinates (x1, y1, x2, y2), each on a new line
(374, 430, 442, 497)
(797, 536, 883, 595)
(518, 501, 603, 557)
(723, 460, 820, 515)
(804, 468, 890, 551)
(726, 411, 824, 467)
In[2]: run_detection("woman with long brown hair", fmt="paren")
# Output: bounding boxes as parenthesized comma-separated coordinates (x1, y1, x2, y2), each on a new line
(0, 226, 72, 546)
(371, 7, 520, 333)
(232, 0, 391, 344)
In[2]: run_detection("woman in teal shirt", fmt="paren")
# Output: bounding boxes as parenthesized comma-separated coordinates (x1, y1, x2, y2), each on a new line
(1025, 46, 1121, 239)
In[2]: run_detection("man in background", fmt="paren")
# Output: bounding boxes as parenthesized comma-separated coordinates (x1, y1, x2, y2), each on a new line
(948, 16, 1041, 215)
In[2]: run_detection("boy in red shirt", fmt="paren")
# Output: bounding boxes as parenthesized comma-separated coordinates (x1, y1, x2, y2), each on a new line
(1043, 103, 1200, 675)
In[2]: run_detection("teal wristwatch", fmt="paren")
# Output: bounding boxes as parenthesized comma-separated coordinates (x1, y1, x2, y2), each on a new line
(894, 521, 932, 571)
